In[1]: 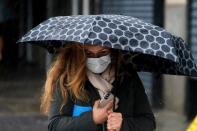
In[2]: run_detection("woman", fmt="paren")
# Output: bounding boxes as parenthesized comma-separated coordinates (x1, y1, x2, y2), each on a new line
(40, 43, 156, 131)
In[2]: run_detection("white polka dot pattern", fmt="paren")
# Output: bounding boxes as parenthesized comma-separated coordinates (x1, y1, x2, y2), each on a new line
(17, 15, 197, 77)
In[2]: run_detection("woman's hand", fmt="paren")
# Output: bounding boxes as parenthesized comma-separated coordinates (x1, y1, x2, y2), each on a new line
(92, 99, 113, 124)
(107, 110, 123, 131)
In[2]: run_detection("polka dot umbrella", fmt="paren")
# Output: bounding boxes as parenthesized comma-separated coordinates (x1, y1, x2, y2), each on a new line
(17, 14, 197, 77)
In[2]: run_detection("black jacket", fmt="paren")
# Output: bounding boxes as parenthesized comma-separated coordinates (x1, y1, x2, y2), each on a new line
(48, 65, 156, 131)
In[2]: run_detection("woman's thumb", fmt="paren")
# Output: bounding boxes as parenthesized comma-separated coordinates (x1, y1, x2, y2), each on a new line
(107, 109, 113, 114)
(93, 99, 100, 108)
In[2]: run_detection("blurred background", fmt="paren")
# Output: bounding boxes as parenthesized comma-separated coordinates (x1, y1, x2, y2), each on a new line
(0, 0, 197, 131)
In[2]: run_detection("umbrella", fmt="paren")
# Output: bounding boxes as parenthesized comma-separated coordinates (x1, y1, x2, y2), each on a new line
(17, 14, 197, 77)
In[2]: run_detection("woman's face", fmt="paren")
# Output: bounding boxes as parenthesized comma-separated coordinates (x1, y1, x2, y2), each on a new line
(84, 45, 111, 58)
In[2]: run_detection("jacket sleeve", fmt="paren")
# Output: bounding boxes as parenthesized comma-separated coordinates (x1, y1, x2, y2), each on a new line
(47, 82, 98, 131)
(120, 72, 156, 131)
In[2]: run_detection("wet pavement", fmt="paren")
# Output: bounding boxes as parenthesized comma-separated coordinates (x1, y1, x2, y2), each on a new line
(0, 65, 48, 131)
(0, 113, 48, 131)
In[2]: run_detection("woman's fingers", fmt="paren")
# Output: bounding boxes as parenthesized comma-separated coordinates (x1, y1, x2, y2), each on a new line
(108, 117, 122, 124)
(108, 118, 121, 124)
(107, 121, 121, 130)
(108, 118, 122, 124)
(107, 112, 123, 131)
(107, 109, 113, 115)
(108, 112, 122, 119)
(93, 99, 100, 108)
(107, 125, 119, 131)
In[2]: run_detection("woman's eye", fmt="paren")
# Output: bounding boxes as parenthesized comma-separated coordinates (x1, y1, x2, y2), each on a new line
(85, 51, 93, 55)
(100, 51, 109, 55)
(85, 50, 110, 57)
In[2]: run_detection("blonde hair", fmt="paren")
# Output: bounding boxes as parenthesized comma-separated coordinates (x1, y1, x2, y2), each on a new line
(40, 43, 124, 115)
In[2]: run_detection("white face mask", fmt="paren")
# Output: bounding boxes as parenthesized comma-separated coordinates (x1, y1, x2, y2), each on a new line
(86, 54, 111, 74)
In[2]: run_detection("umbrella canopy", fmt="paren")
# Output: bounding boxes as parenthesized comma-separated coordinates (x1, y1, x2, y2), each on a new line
(17, 14, 197, 77)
